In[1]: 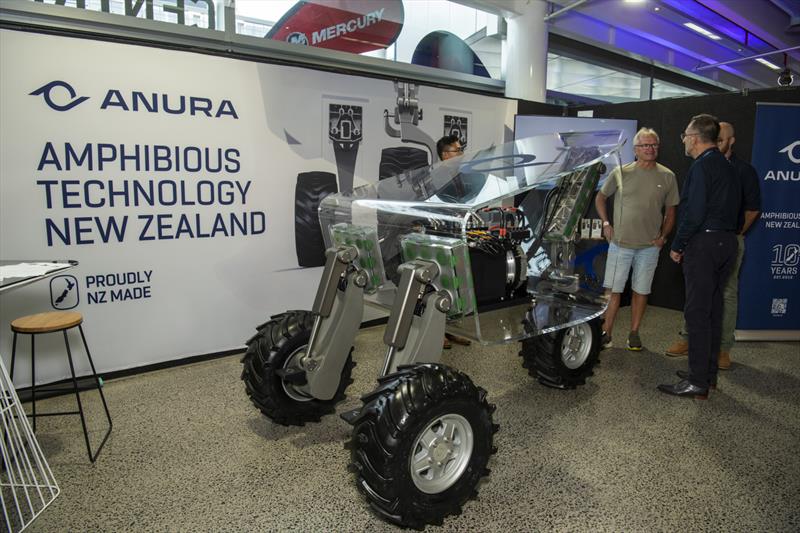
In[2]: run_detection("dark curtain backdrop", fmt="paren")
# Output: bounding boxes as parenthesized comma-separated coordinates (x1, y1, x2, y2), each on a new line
(518, 87, 800, 311)
(571, 86, 800, 310)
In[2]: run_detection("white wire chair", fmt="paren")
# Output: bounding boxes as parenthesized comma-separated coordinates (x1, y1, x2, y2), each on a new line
(0, 357, 59, 533)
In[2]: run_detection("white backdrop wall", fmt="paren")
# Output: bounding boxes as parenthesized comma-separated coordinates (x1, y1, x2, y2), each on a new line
(0, 29, 517, 385)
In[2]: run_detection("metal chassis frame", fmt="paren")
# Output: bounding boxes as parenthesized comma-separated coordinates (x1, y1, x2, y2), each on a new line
(302, 246, 365, 400)
(380, 260, 450, 376)
(300, 247, 453, 400)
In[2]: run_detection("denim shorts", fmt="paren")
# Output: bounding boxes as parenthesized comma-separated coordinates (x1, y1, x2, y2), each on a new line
(603, 243, 661, 295)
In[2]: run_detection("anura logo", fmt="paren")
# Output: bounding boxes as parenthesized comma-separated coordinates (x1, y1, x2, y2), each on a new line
(29, 80, 238, 119)
(29, 80, 90, 111)
(778, 141, 800, 164)
(50, 275, 79, 310)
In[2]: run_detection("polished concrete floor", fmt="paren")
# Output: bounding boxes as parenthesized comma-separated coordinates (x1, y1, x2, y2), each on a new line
(19, 306, 800, 532)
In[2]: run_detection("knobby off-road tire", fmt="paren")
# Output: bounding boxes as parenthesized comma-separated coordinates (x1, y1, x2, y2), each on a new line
(241, 310, 354, 426)
(347, 364, 497, 529)
(519, 319, 601, 389)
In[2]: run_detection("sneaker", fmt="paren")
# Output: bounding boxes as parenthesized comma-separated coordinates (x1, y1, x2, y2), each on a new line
(601, 332, 613, 350)
(627, 331, 643, 351)
(718, 351, 731, 370)
(665, 339, 689, 357)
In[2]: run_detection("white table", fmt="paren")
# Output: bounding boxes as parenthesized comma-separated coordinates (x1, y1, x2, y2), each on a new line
(0, 261, 77, 294)
(0, 261, 73, 532)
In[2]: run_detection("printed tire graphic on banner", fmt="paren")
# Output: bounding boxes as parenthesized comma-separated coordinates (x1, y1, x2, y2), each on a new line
(444, 115, 468, 149)
(329, 103, 363, 193)
(377, 146, 431, 285)
(295, 171, 338, 268)
(378, 146, 429, 180)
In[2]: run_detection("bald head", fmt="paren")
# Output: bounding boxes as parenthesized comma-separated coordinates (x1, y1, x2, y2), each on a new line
(717, 121, 735, 158)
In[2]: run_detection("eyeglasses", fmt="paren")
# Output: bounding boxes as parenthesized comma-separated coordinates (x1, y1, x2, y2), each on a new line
(634, 143, 659, 149)
(680, 132, 699, 141)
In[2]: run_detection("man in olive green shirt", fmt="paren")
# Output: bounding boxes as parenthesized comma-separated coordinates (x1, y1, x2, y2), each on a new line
(595, 128, 679, 351)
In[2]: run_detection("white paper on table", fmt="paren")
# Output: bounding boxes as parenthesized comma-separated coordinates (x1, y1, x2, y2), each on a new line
(0, 262, 68, 282)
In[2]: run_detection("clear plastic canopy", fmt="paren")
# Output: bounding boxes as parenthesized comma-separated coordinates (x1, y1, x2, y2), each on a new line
(320, 130, 625, 344)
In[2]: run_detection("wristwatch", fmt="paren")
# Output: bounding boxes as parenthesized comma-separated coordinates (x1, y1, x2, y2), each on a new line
(329, 104, 363, 193)
(602, 220, 610, 227)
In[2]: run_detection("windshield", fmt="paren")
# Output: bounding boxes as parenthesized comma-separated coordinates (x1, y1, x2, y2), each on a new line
(324, 130, 624, 209)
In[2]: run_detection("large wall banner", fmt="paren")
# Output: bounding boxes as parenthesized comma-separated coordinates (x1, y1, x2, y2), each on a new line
(0, 29, 517, 384)
(737, 103, 800, 333)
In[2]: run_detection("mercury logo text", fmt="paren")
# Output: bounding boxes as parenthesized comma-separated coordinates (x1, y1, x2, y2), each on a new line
(311, 8, 385, 45)
(30, 81, 238, 119)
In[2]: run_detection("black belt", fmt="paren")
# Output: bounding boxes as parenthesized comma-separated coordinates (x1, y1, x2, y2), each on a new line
(703, 229, 734, 233)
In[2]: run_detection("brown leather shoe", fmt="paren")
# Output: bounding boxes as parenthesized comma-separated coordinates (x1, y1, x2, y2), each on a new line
(718, 351, 731, 370)
(665, 339, 689, 357)
(445, 333, 471, 346)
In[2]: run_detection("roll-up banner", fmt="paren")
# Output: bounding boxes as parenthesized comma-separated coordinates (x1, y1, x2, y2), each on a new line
(737, 103, 800, 339)
(0, 29, 517, 384)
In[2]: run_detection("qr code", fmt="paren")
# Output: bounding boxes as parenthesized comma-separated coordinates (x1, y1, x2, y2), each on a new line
(771, 298, 788, 316)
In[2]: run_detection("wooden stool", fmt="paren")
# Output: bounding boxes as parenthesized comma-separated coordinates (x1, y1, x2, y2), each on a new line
(10, 311, 112, 462)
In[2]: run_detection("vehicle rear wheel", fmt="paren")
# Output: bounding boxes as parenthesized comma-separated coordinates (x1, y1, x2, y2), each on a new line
(519, 319, 601, 389)
(241, 310, 353, 426)
(345, 364, 497, 528)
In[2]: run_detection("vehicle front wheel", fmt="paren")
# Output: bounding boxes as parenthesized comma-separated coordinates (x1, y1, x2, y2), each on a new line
(345, 364, 497, 529)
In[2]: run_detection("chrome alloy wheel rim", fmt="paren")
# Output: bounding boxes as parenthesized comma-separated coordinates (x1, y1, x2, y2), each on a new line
(410, 413, 474, 494)
(561, 322, 593, 370)
(281, 345, 312, 402)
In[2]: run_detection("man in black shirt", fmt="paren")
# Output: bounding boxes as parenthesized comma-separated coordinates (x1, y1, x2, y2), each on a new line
(665, 122, 761, 368)
(658, 114, 741, 399)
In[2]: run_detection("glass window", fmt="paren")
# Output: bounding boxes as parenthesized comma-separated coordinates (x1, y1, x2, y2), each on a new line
(652, 79, 704, 100)
(31, 0, 224, 31)
(235, 0, 300, 37)
(546, 54, 643, 103)
(234, 0, 498, 77)
(25, 0, 709, 97)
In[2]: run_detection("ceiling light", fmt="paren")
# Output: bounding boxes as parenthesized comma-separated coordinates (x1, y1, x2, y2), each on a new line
(623, 0, 645, 3)
(654, 7, 660, 11)
(756, 58, 781, 70)
(684, 22, 722, 40)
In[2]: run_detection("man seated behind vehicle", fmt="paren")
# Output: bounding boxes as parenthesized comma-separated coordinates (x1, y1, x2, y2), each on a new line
(436, 135, 472, 349)
(433, 134, 488, 204)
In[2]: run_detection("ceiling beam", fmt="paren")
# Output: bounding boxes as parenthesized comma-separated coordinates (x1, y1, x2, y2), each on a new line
(696, 0, 800, 62)
(550, 8, 770, 87)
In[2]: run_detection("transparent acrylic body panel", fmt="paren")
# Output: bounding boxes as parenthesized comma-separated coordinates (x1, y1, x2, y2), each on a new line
(319, 131, 625, 345)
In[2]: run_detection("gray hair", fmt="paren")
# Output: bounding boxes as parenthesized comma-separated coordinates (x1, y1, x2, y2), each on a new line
(633, 127, 660, 145)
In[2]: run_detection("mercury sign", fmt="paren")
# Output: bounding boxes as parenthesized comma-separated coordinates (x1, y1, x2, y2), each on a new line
(266, 0, 404, 54)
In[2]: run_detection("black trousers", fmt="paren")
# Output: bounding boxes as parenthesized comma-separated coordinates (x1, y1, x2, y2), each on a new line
(682, 231, 738, 387)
